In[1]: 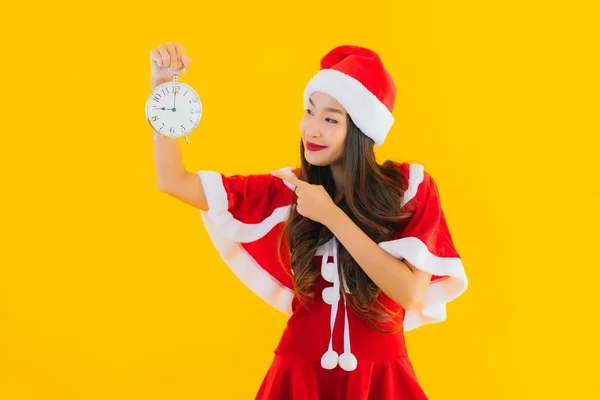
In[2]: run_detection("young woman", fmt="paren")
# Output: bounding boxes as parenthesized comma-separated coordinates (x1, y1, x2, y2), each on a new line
(150, 41, 468, 400)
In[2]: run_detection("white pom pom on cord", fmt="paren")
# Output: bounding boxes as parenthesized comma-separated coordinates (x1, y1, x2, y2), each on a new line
(339, 352, 358, 371)
(321, 261, 337, 283)
(322, 286, 340, 305)
(320, 350, 339, 370)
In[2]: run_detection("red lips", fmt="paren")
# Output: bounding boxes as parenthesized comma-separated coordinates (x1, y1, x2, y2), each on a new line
(305, 141, 327, 151)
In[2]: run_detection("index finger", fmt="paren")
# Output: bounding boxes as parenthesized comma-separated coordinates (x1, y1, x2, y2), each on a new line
(175, 43, 191, 68)
(165, 41, 179, 71)
(271, 170, 304, 187)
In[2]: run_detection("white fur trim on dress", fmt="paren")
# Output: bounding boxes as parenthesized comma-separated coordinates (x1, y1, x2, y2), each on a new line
(197, 169, 295, 315)
(304, 69, 394, 146)
(401, 164, 424, 206)
(378, 237, 468, 331)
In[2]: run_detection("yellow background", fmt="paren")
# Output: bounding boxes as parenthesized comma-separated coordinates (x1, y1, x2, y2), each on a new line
(1, 1, 598, 399)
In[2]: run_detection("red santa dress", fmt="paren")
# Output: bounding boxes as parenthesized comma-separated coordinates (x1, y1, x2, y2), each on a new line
(197, 161, 468, 400)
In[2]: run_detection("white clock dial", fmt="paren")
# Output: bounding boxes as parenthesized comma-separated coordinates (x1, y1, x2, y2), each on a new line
(145, 81, 202, 138)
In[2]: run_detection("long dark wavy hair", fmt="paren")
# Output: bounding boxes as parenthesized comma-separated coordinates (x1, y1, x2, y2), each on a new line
(277, 114, 414, 330)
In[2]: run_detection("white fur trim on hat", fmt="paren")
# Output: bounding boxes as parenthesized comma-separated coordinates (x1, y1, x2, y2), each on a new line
(304, 69, 394, 146)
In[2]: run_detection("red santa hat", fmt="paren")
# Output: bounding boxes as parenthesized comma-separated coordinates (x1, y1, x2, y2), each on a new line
(303, 45, 396, 146)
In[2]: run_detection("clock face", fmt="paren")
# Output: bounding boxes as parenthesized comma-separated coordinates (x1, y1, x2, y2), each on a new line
(145, 81, 202, 138)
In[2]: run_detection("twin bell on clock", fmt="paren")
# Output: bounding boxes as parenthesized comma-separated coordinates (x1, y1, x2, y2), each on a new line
(145, 65, 202, 144)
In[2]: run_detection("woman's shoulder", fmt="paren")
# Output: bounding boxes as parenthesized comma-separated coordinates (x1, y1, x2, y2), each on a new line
(381, 160, 429, 188)
(382, 159, 427, 174)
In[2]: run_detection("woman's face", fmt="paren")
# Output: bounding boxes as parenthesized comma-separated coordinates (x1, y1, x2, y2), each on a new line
(300, 91, 348, 167)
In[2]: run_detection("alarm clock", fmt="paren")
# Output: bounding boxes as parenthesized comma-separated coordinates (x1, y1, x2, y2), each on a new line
(145, 66, 202, 144)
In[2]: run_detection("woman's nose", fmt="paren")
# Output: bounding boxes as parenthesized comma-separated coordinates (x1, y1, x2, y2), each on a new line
(301, 116, 322, 138)
(308, 130, 322, 138)
(307, 122, 322, 137)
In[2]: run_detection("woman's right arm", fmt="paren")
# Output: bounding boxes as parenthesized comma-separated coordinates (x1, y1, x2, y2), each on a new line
(154, 132, 208, 211)
(150, 42, 208, 211)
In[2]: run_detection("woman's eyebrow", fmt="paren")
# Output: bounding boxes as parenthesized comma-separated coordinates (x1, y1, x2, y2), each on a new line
(309, 97, 344, 115)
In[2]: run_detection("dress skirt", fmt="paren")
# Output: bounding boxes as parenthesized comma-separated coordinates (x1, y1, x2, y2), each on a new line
(255, 353, 428, 400)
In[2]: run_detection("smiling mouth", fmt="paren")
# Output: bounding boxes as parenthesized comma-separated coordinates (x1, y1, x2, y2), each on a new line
(306, 141, 327, 151)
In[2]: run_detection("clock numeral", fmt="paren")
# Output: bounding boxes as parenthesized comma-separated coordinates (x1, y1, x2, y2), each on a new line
(181, 125, 187, 133)
(152, 94, 161, 102)
(170, 127, 176, 134)
(184, 90, 188, 96)
(173, 85, 180, 94)
(189, 119, 195, 123)
(189, 98, 198, 104)
(159, 123, 165, 131)
(151, 115, 159, 122)
(162, 87, 169, 96)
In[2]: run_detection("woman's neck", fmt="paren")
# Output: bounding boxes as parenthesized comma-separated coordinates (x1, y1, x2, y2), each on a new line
(330, 163, 345, 202)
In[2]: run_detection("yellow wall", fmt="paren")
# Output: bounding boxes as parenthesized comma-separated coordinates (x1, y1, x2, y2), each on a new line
(1, 1, 598, 399)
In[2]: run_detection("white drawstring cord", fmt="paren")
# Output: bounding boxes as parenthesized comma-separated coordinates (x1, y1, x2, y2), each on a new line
(320, 241, 340, 369)
(319, 237, 357, 371)
(339, 268, 357, 371)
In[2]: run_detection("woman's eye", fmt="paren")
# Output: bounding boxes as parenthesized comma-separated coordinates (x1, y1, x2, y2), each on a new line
(305, 109, 336, 123)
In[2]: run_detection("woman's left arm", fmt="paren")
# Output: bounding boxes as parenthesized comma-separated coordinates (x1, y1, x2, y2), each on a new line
(270, 168, 432, 310)
(325, 209, 431, 310)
